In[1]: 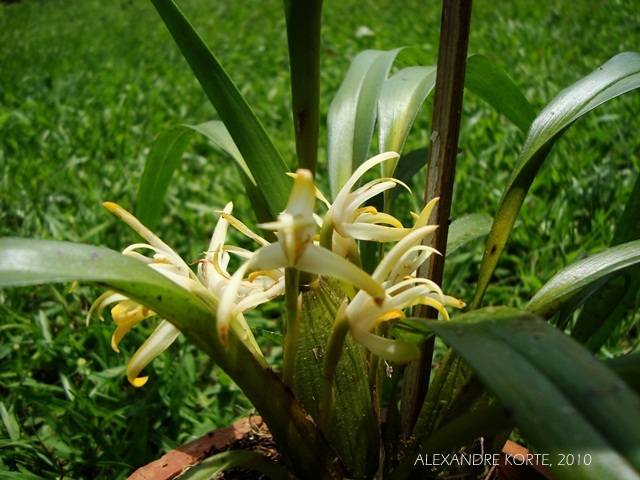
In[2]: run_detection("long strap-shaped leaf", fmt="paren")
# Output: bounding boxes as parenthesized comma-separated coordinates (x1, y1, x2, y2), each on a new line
(377, 66, 437, 178)
(283, 0, 322, 174)
(135, 121, 271, 229)
(150, 0, 290, 218)
(525, 239, 640, 318)
(465, 54, 536, 133)
(472, 52, 640, 308)
(327, 47, 429, 198)
(572, 174, 640, 351)
(424, 307, 640, 480)
(0, 239, 342, 479)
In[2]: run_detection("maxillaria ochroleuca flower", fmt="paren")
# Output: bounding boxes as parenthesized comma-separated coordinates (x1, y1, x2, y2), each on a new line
(320, 152, 413, 259)
(216, 169, 386, 346)
(88, 202, 201, 386)
(89, 202, 273, 386)
(344, 200, 465, 362)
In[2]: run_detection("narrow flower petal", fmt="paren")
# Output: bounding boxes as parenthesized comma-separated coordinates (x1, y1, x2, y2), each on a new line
(341, 223, 412, 242)
(332, 152, 399, 206)
(351, 327, 419, 363)
(221, 211, 270, 247)
(296, 244, 385, 302)
(104, 203, 175, 256)
(207, 202, 234, 253)
(87, 291, 127, 324)
(126, 320, 181, 387)
(216, 260, 252, 346)
(372, 225, 438, 283)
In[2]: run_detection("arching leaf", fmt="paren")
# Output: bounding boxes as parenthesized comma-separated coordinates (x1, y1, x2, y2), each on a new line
(422, 307, 640, 480)
(327, 47, 429, 198)
(473, 52, 640, 308)
(525, 240, 640, 319)
(150, 0, 290, 218)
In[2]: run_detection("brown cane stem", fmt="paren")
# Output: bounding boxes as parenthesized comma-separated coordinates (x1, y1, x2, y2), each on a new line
(400, 0, 474, 435)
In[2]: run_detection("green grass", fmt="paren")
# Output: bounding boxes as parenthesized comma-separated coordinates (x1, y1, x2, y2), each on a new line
(1, 0, 639, 477)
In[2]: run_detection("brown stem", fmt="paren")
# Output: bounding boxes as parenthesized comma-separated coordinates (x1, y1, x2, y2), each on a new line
(400, 0, 473, 435)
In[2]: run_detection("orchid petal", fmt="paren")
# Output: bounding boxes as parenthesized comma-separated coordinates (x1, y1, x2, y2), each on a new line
(207, 202, 234, 253)
(355, 210, 404, 228)
(126, 320, 181, 387)
(221, 211, 270, 247)
(333, 151, 399, 205)
(104, 202, 174, 252)
(412, 197, 439, 229)
(216, 260, 252, 346)
(296, 244, 385, 302)
(341, 223, 412, 242)
(351, 327, 419, 363)
(372, 225, 438, 283)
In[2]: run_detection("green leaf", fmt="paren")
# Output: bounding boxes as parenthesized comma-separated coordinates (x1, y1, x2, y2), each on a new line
(390, 147, 428, 202)
(284, 0, 322, 174)
(447, 213, 493, 253)
(378, 66, 437, 177)
(604, 352, 640, 395)
(425, 307, 640, 480)
(464, 54, 536, 133)
(0, 238, 342, 479)
(186, 121, 274, 225)
(327, 47, 429, 198)
(572, 173, 640, 351)
(135, 121, 273, 229)
(178, 450, 295, 480)
(473, 52, 640, 309)
(525, 240, 640, 318)
(135, 125, 194, 229)
(150, 0, 290, 218)
(295, 278, 379, 479)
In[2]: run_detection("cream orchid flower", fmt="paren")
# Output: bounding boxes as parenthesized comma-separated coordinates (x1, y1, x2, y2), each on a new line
(321, 151, 428, 259)
(216, 169, 386, 346)
(89, 202, 200, 386)
(90, 202, 274, 387)
(344, 202, 466, 363)
(197, 202, 285, 314)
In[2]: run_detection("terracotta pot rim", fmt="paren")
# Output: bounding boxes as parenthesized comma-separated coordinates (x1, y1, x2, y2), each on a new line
(129, 418, 553, 480)
(128, 416, 264, 480)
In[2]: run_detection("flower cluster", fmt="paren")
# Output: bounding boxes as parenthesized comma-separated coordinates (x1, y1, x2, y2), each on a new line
(91, 152, 463, 386)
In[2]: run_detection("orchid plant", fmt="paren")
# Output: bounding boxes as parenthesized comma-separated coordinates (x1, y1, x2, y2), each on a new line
(2, 0, 640, 479)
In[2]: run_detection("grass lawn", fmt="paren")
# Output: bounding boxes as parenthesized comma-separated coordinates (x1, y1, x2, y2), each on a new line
(1, 0, 639, 477)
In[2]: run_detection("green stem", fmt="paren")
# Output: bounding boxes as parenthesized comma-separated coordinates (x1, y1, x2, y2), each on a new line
(283, 0, 323, 174)
(400, 0, 474, 434)
(318, 303, 350, 433)
(283, 267, 301, 387)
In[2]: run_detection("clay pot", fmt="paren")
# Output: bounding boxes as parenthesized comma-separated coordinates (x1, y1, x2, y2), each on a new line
(128, 416, 265, 480)
(129, 419, 553, 480)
